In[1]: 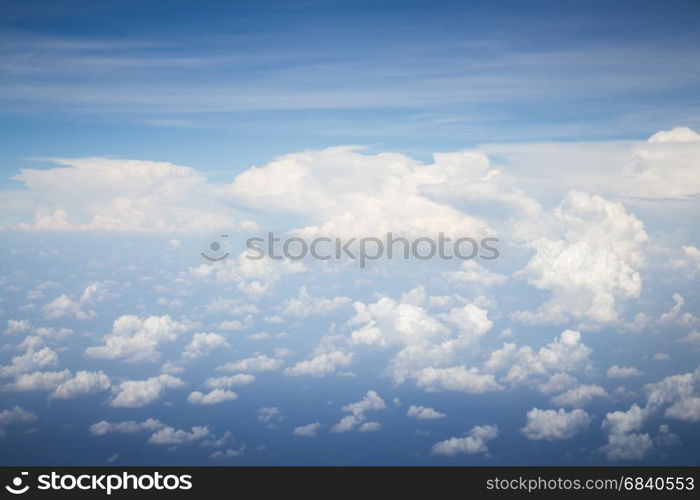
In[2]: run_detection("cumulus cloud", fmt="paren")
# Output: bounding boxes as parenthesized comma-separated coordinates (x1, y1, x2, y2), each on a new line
(522, 408, 591, 441)
(110, 374, 184, 408)
(49, 370, 111, 399)
(218, 354, 284, 373)
(187, 389, 237, 405)
(0, 406, 38, 427)
(189, 253, 306, 297)
(227, 147, 507, 242)
(285, 349, 352, 377)
(90, 418, 165, 436)
(407, 405, 446, 420)
(607, 365, 643, 379)
(484, 330, 592, 391)
(182, 332, 229, 360)
(86, 315, 188, 363)
(431, 425, 499, 456)
(148, 426, 211, 445)
(10, 157, 236, 232)
(331, 391, 386, 433)
(551, 384, 608, 408)
(0, 346, 58, 377)
(293, 422, 321, 437)
(1, 369, 71, 392)
(281, 287, 351, 318)
(43, 282, 112, 320)
(514, 191, 647, 325)
(413, 366, 502, 393)
(204, 374, 255, 389)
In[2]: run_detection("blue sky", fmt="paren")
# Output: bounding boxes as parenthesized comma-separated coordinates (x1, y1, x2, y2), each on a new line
(1, 1, 700, 465)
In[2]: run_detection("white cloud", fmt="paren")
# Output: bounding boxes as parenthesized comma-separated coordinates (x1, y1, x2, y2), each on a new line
(11, 157, 236, 232)
(665, 397, 700, 422)
(602, 404, 646, 435)
(187, 389, 237, 405)
(484, 330, 592, 390)
(0, 406, 38, 426)
(406, 405, 446, 420)
(86, 314, 188, 363)
(522, 408, 591, 441)
(257, 407, 283, 425)
(90, 418, 165, 436)
(1, 369, 71, 392)
(4, 319, 31, 335)
(227, 147, 502, 242)
(293, 422, 321, 437)
(607, 365, 643, 379)
(331, 391, 386, 433)
(551, 384, 607, 408)
(189, 253, 306, 297)
(602, 432, 654, 461)
(0, 346, 58, 377)
(218, 354, 284, 373)
(182, 332, 229, 360)
(281, 287, 351, 318)
(413, 366, 502, 393)
(431, 425, 499, 456)
(514, 191, 647, 325)
(443, 260, 507, 287)
(204, 374, 255, 389)
(148, 426, 211, 445)
(285, 349, 352, 378)
(49, 370, 111, 399)
(110, 374, 184, 408)
(43, 281, 111, 320)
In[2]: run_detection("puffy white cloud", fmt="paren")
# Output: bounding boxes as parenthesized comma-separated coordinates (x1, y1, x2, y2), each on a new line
(665, 397, 700, 422)
(293, 422, 321, 437)
(227, 147, 503, 241)
(189, 253, 306, 297)
(110, 374, 184, 408)
(43, 281, 111, 320)
(551, 384, 608, 408)
(607, 365, 643, 379)
(484, 330, 592, 390)
(49, 370, 111, 399)
(4, 319, 31, 335)
(90, 418, 165, 436)
(204, 374, 255, 389)
(442, 261, 507, 287)
(406, 405, 446, 420)
(413, 366, 502, 393)
(10, 157, 236, 232)
(182, 332, 229, 360)
(602, 432, 654, 461)
(285, 349, 352, 378)
(331, 391, 386, 433)
(0, 406, 38, 426)
(1, 369, 71, 392)
(602, 404, 646, 435)
(148, 426, 211, 445)
(86, 314, 188, 363)
(522, 408, 591, 441)
(431, 425, 499, 456)
(218, 354, 284, 373)
(281, 287, 351, 318)
(187, 389, 237, 405)
(514, 191, 647, 325)
(0, 346, 58, 377)
(347, 289, 493, 384)
(257, 407, 283, 425)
